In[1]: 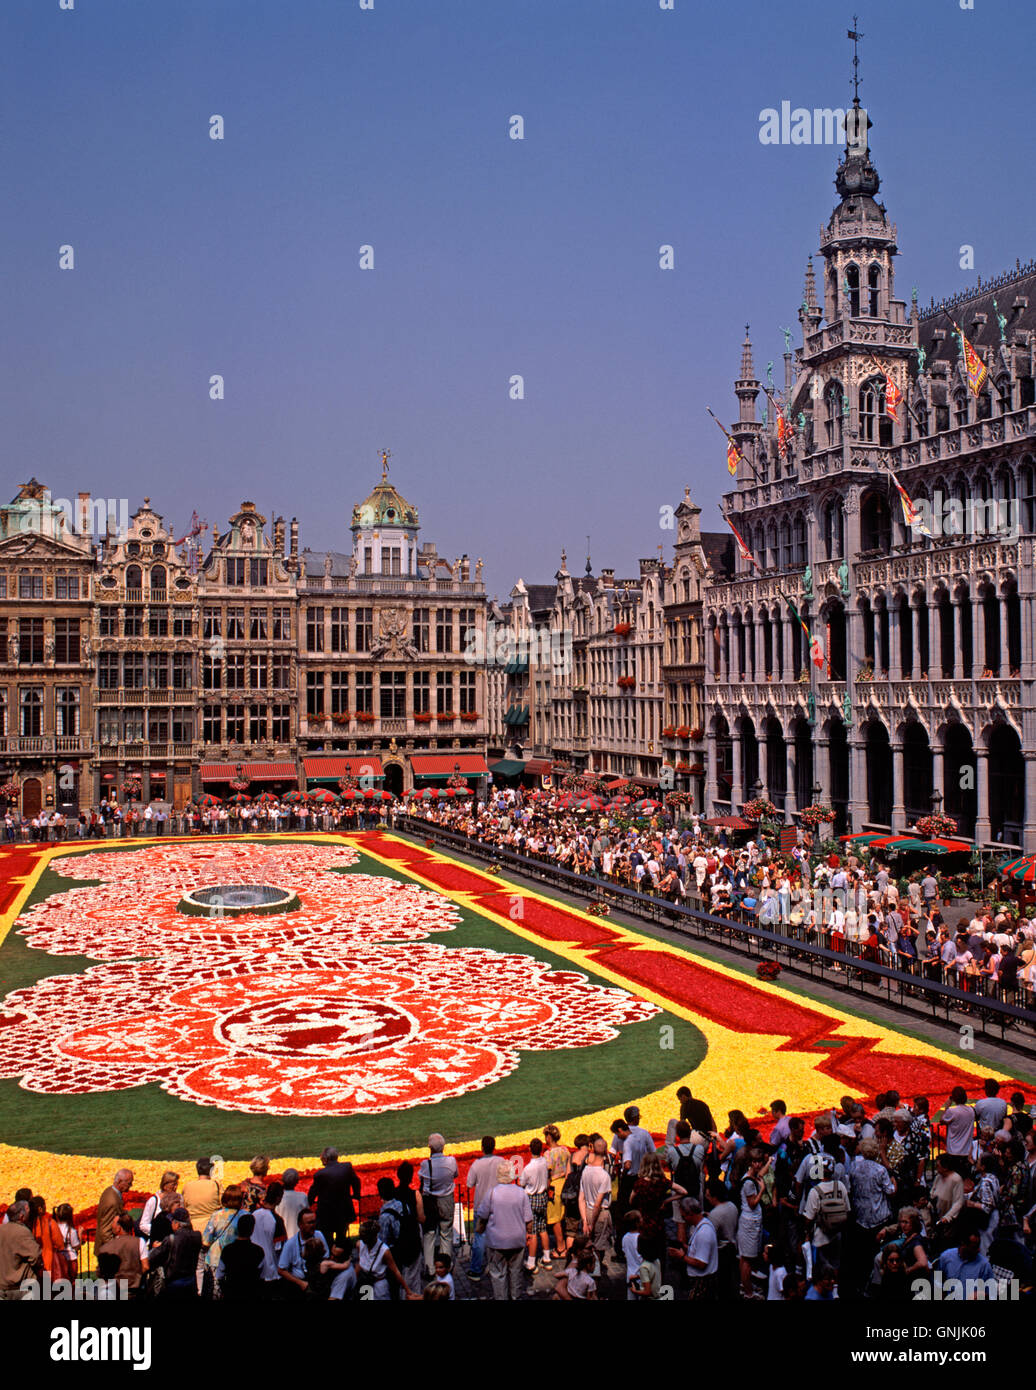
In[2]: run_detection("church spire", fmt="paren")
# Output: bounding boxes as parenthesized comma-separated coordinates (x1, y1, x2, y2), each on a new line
(740, 323, 754, 379)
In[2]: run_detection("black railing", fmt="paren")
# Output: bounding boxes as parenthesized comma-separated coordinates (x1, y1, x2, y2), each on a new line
(396, 817, 1036, 1052)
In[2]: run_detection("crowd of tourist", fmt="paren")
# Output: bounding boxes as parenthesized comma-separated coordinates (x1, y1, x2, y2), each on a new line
(2, 1086, 1034, 1302)
(2, 797, 390, 842)
(405, 790, 1036, 1005)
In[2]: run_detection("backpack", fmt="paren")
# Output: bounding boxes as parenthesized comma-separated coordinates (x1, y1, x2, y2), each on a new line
(672, 1145, 702, 1202)
(814, 1180, 850, 1234)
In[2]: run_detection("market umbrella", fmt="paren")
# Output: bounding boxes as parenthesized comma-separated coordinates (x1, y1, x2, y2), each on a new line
(227, 793, 251, 806)
(889, 839, 951, 855)
(363, 788, 394, 801)
(578, 795, 606, 811)
(839, 832, 887, 844)
(254, 792, 279, 805)
(195, 794, 222, 809)
(282, 790, 310, 804)
(308, 788, 340, 804)
(633, 798, 661, 813)
(999, 855, 1036, 883)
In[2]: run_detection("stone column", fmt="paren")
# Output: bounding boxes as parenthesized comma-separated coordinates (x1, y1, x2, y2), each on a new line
(786, 742, 799, 815)
(848, 733, 868, 828)
(731, 733, 743, 809)
(890, 738, 906, 830)
(755, 618, 765, 684)
(814, 734, 830, 805)
(888, 602, 902, 681)
(999, 595, 1011, 675)
(911, 602, 923, 680)
(952, 600, 965, 680)
(972, 593, 987, 675)
(932, 739, 945, 815)
(974, 749, 991, 843)
(1025, 754, 1036, 854)
(706, 731, 719, 813)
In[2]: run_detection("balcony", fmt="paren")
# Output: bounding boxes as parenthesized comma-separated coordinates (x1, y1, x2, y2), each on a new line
(0, 735, 93, 755)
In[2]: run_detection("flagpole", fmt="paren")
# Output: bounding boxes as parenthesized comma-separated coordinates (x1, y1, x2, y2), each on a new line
(706, 408, 764, 485)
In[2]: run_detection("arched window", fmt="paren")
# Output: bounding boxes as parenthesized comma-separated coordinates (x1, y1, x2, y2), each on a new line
(125, 564, 142, 590)
(825, 383, 844, 447)
(845, 263, 860, 317)
(793, 515, 807, 566)
(860, 491, 892, 552)
(150, 565, 167, 592)
(859, 377, 881, 442)
(823, 499, 844, 559)
(867, 263, 881, 317)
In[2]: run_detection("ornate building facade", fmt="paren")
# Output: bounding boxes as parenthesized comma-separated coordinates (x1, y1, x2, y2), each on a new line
(0, 483, 95, 818)
(196, 502, 301, 795)
(704, 101, 1036, 849)
(93, 500, 200, 807)
(297, 462, 489, 796)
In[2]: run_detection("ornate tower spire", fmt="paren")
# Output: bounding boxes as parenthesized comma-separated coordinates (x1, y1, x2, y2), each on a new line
(740, 323, 754, 379)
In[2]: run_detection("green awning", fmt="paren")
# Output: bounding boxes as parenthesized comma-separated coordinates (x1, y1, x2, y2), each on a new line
(503, 706, 529, 725)
(889, 839, 950, 855)
(489, 759, 526, 778)
(504, 656, 529, 673)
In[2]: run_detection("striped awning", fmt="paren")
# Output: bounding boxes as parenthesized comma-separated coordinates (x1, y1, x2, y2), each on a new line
(523, 758, 551, 777)
(199, 763, 238, 783)
(409, 753, 489, 779)
(200, 762, 296, 784)
(304, 755, 384, 780)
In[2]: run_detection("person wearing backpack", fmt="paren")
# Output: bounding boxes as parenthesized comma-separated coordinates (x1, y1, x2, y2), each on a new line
(803, 1156, 851, 1271)
(665, 1121, 705, 1244)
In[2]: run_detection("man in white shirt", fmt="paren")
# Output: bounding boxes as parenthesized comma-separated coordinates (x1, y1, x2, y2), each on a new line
(519, 1138, 551, 1271)
(974, 1080, 1008, 1132)
(670, 1198, 718, 1299)
(579, 1138, 615, 1261)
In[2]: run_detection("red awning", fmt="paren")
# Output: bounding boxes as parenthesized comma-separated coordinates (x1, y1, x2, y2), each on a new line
(868, 835, 917, 850)
(704, 816, 754, 830)
(605, 778, 631, 791)
(199, 763, 238, 783)
(409, 753, 489, 777)
(928, 838, 972, 853)
(148, 770, 166, 779)
(522, 758, 552, 777)
(247, 762, 297, 783)
(303, 755, 384, 780)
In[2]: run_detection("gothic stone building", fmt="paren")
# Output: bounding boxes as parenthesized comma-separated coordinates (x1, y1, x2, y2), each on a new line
(705, 102, 1036, 850)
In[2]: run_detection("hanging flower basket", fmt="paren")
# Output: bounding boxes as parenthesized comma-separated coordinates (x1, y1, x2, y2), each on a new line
(0, 781, 20, 800)
(742, 797, 779, 822)
(913, 812, 959, 839)
(756, 960, 782, 981)
(798, 803, 836, 830)
(665, 791, 694, 810)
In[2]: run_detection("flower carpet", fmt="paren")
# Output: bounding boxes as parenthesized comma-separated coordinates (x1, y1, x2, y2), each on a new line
(0, 831, 1032, 1211)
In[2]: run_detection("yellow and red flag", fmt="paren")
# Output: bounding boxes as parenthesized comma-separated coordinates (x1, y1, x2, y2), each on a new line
(953, 321, 988, 396)
(884, 372, 902, 423)
(726, 438, 741, 476)
(887, 468, 931, 537)
(777, 410, 792, 458)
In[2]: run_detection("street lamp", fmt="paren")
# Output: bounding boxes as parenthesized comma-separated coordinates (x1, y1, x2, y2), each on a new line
(930, 789, 943, 812)
(812, 780, 823, 804)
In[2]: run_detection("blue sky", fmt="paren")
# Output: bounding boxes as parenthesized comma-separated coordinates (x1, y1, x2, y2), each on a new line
(1, 0, 1032, 594)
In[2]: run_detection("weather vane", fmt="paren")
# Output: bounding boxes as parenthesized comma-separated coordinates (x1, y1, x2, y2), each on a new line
(848, 17, 864, 103)
(379, 448, 391, 482)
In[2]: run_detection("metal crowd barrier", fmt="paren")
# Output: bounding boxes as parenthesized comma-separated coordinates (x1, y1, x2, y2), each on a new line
(396, 817, 1036, 1051)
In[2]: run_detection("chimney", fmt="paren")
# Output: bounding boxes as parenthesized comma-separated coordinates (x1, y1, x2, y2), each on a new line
(274, 516, 285, 555)
(77, 492, 90, 536)
(289, 518, 299, 559)
(600, 568, 615, 589)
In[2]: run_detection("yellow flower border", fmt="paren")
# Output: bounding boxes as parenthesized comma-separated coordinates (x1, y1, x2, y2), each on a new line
(0, 832, 1019, 1210)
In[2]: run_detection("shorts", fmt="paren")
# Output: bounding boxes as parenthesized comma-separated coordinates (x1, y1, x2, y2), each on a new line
(546, 1186, 565, 1227)
(529, 1192, 549, 1234)
(588, 1208, 613, 1256)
